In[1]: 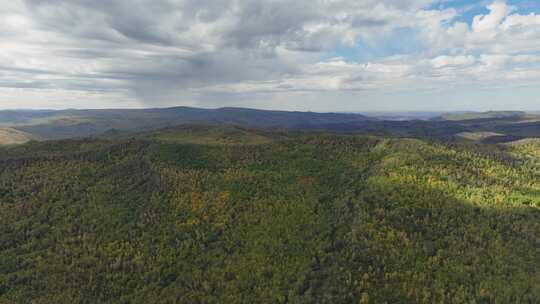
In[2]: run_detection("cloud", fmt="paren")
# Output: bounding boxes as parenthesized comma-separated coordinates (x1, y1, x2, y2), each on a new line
(0, 0, 539, 110)
(472, 2, 514, 32)
(421, 1, 540, 54)
(431, 55, 477, 68)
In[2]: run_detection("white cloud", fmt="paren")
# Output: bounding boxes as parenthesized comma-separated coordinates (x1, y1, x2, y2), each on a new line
(472, 2, 514, 32)
(0, 0, 539, 110)
(431, 55, 477, 68)
(421, 1, 540, 55)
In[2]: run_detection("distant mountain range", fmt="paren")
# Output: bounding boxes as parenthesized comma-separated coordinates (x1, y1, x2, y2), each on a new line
(0, 107, 374, 142)
(0, 107, 539, 145)
(433, 111, 528, 121)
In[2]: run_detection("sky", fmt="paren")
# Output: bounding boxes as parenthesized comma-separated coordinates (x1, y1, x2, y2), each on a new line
(1, 0, 540, 112)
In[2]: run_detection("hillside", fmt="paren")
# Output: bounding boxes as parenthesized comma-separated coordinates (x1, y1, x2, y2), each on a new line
(0, 127, 35, 145)
(0, 126, 539, 303)
(0, 107, 540, 145)
(435, 111, 527, 121)
(0, 107, 373, 141)
(1, 108, 540, 146)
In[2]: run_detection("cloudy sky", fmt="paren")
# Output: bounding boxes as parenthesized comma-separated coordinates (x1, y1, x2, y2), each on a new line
(1, 0, 540, 111)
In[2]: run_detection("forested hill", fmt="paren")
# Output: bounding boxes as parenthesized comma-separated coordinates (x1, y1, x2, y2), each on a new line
(435, 111, 527, 121)
(0, 107, 373, 141)
(2, 108, 540, 146)
(1, 125, 539, 303)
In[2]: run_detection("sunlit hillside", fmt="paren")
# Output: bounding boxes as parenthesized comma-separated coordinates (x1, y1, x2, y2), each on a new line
(1, 126, 538, 303)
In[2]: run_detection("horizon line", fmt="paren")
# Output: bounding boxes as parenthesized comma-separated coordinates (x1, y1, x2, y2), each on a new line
(0, 106, 539, 114)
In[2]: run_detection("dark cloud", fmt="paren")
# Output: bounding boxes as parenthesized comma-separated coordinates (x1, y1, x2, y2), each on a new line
(20, 0, 369, 104)
(0, 81, 52, 89)
(112, 50, 300, 103)
(223, 0, 318, 50)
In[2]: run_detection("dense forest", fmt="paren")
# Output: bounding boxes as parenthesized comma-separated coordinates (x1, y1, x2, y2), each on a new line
(0, 125, 539, 303)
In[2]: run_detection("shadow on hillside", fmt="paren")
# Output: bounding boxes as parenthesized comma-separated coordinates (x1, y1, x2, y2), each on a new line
(356, 173, 540, 302)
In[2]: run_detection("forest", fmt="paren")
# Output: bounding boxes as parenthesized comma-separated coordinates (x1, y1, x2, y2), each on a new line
(0, 125, 539, 303)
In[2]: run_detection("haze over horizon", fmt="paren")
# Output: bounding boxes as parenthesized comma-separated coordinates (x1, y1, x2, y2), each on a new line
(1, 105, 539, 115)
(1, 0, 540, 111)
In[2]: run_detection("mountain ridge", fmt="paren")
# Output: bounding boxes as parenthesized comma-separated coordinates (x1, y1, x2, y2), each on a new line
(1, 107, 540, 145)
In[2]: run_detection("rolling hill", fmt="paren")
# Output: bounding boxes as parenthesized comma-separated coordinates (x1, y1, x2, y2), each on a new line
(0, 125, 539, 303)
(1, 108, 540, 146)
(0, 127, 35, 145)
(435, 111, 528, 121)
(0, 107, 373, 142)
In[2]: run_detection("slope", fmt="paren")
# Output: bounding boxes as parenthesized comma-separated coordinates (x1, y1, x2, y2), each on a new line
(0, 127, 35, 145)
(3, 108, 540, 145)
(0, 126, 539, 303)
(0, 107, 373, 141)
(435, 111, 528, 121)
